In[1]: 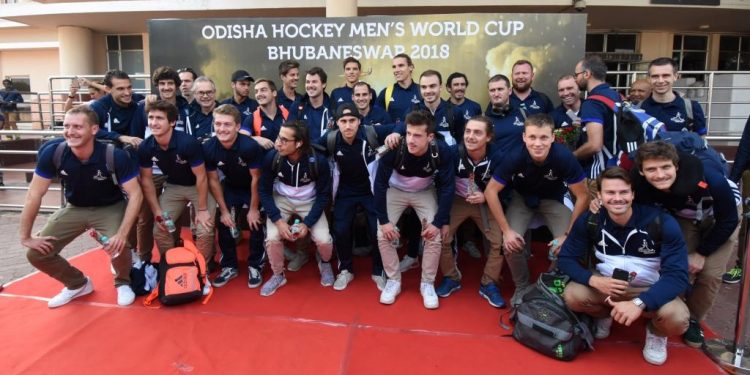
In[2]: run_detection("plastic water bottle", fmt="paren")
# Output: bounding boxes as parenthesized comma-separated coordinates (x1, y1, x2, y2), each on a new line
(391, 226, 401, 249)
(230, 207, 240, 239)
(158, 211, 177, 233)
(89, 229, 109, 246)
(376, 144, 390, 157)
(290, 219, 301, 240)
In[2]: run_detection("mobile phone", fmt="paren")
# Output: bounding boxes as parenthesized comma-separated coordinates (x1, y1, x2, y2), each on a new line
(612, 268, 630, 282)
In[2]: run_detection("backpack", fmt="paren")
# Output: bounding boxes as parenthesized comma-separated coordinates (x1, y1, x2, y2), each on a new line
(655, 131, 728, 176)
(510, 272, 594, 361)
(683, 97, 696, 132)
(271, 149, 319, 182)
(48, 139, 119, 185)
(144, 241, 210, 307)
(324, 125, 380, 156)
(252, 106, 289, 137)
(393, 138, 440, 173)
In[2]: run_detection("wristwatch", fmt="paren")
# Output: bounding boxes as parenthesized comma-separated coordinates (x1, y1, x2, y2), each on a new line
(632, 297, 646, 310)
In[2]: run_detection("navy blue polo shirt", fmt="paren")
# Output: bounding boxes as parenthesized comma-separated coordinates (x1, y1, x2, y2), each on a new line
(131, 96, 191, 138)
(640, 93, 706, 135)
(510, 89, 554, 115)
(376, 82, 421, 122)
(374, 139, 455, 226)
(453, 98, 483, 121)
(90, 94, 139, 141)
(241, 106, 288, 141)
(258, 150, 331, 228)
(138, 130, 204, 186)
(362, 105, 392, 126)
(485, 105, 527, 153)
(408, 100, 466, 146)
(579, 83, 621, 178)
(492, 143, 585, 203)
(186, 101, 217, 140)
(551, 104, 579, 129)
(203, 134, 263, 190)
(329, 85, 377, 111)
(287, 96, 332, 142)
(277, 90, 301, 111)
(220, 96, 259, 124)
(36, 140, 138, 207)
(453, 143, 500, 198)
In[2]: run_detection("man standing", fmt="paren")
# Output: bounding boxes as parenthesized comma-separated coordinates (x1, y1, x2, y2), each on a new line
(187, 76, 219, 141)
(0, 79, 23, 139)
(628, 79, 652, 106)
(137, 100, 216, 294)
(374, 111, 455, 308)
(435, 116, 505, 308)
(573, 56, 621, 179)
(330, 57, 376, 111)
(446, 72, 482, 121)
(411, 70, 465, 146)
(640, 57, 706, 135)
(509, 60, 554, 115)
(178, 67, 198, 104)
(241, 79, 289, 150)
(632, 141, 739, 349)
(21, 105, 142, 307)
(559, 167, 689, 366)
(376, 53, 421, 122)
(204, 105, 265, 288)
(89, 70, 142, 148)
(551, 74, 582, 129)
(258, 121, 334, 296)
(278, 60, 302, 110)
(484, 114, 589, 305)
(288, 67, 332, 142)
(485, 74, 528, 153)
(220, 70, 258, 124)
(352, 82, 391, 126)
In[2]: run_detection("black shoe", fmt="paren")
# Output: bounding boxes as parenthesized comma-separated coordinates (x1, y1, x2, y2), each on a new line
(683, 319, 705, 348)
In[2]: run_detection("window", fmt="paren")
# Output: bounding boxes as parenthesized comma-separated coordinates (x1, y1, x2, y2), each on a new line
(586, 33, 638, 53)
(672, 34, 708, 71)
(3, 76, 30, 93)
(718, 35, 750, 71)
(106, 35, 145, 89)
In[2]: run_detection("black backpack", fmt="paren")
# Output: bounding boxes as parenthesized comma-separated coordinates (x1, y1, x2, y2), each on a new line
(510, 272, 595, 361)
(324, 125, 380, 156)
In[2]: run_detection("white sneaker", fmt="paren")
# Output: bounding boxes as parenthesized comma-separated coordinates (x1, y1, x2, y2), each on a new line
(333, 270, 354, 291)
(371, 275, 386, 291)
(379, 279, 401, 305)
(643, 326, 668, 365)
(595, 317, 613, 339)
(202, 277, 211, 296)
(116, 285, 135, 306)
(48, 277, 94, 308)
(420, 282, 439, 309)
(398, 255, 418, 272)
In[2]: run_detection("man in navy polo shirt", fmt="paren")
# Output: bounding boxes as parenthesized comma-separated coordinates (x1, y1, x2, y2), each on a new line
(376, 53, 421, 122)
(551, 74, 582, 129)
(204, 105, 265, 288)
(573, 56, 621, 179)
(178, 67, 198, 104)
(90, 70, 142, 147)
(352, 81, 391, 126)
(446, 72, 482, 121)
(316, 103, 396, 291)
(374, 110, 455, 309)
(484, 114, 589, 305)
(186, 76, 219, 141)
(288, 67, 332, 142)
(258, 120, 333, 296)
(138, 100, 216, 293)
(510, 60, 554, 115)
(277, 60, 302, 110)
(220, 70, 258, 124)
(330, 57, 377, 111)
(21, 105, 143, 308)
(435, 115, 505, 308)
(409, 70, 465, 146)
(640, 57, 707, 136)
(485, 74, 528, 153)
(241, 79, 289, 150)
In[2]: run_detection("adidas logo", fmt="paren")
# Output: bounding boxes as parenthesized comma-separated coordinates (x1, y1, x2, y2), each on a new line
(261, 126, 267, 131)
(217, 161, 225, 166)
(174, 273, 188, 289)
(337, 98, 343, 102)
(60, 170, 68, 176)
(336, 151, 344, 156)
(113, 118, 120, 124)
(151, 156, 159, 162)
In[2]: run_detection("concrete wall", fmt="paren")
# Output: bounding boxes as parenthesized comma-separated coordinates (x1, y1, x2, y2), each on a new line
(0, 49, 59, 93)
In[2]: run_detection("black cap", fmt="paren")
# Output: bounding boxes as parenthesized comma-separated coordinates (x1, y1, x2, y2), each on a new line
(230, 70, 253, 82)
(335, 103, 360, 121)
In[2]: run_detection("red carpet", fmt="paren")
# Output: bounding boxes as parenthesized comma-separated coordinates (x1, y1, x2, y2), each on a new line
(0, 231, 725, 374)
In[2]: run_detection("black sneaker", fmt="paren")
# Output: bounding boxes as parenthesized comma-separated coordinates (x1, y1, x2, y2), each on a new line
(212, 267, 238, 287)
(723, 266, 743, 284)
(683, 319, 705, 348)
(248, 266, 262, 289)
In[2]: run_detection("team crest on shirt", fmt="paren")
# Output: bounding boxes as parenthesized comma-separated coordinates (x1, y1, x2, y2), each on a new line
(423, 163, 433, 173)
(543, 169, 557, 181)
(529, 101, 541, 110)
(237, 157, 247, 167)
(301, 173, 311, 183)
(93, 170, 107, 181)
(463, 110, 471, 120)
(175, 154, 187, 165)
(243, 108, 251, 116)
(457, 159, 466, 172)
(411, 95, 420, 104)
(671, 112, 686, 124)
(637, 239, 655, 255)
(513, 117, 524, 126)
(439, 116, 449, 129)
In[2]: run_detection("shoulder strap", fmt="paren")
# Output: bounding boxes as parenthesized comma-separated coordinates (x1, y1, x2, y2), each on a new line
(647, 213, 663, 248)
(445, 101, 455, 134)
(279, 105, 289, 120)
(363, 125, 380, 148)
(384, 84, 395, 111)
(585, 212, 600, 269)
(105, 143, 118, 186)
(518, 107, 527, 121)
(458, 141, 467, 164)
(428, 140, 440, 171)
(326, 129, 339, 156)
(683, 97, 693, 122)
(272, 151, 282, 177)
(253, 109, 262, 136)
(394, 140, 407, 170)
(53, 141, 67, 172)
(308, 150, 319, 181)
(587, 94, 616, 111)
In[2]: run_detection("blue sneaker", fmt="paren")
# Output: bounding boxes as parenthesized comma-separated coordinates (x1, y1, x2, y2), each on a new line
(479, 283, 506, 308)
(435, 278, 461, 297)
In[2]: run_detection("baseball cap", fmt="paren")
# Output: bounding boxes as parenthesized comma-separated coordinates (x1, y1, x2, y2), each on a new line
(231, 70, 254, 82)
(335, 103, 361, 121)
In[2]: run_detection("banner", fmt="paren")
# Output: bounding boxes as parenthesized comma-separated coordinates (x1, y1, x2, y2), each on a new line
(149, 13, 586, 106)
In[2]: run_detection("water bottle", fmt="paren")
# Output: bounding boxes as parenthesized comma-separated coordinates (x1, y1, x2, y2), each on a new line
(290, 219, 301, 240)
(230, 206, 240, 239)
(390, 226, 401, 249)
(376, 144, 390, 157)
(89, 229, 109, 246)
(158, 211, 177, 233)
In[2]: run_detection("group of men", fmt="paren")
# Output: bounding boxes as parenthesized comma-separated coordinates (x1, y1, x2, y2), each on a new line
(20, 53, 746, 366)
